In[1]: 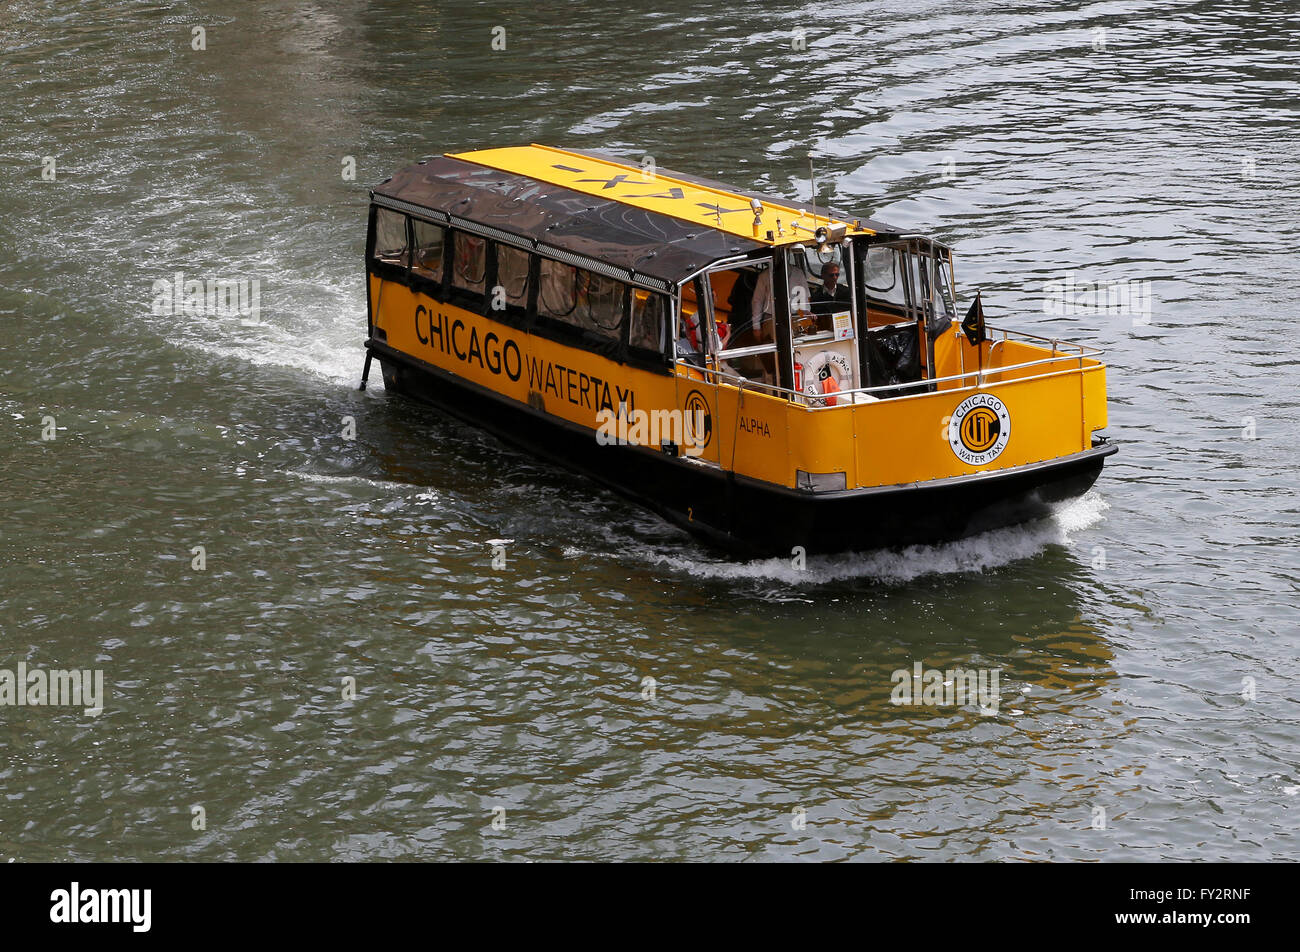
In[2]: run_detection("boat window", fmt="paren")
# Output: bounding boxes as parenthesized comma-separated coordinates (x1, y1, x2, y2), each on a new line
(705, 267, 744, 339)
(907, 252, 926, 309)
(574, 270, 625, 341)
(493, 243, 530, 311)
(906, 248, 950, 331)
(372, 209, 408, 267)
(721, 349, 778, 387)
(538, 258, 578, 319)
(628, 290, 670, 364)
(411, 219, 444, 282)
(536, 257, 628, 357)
(450, 232, 487, 296)
(791, 244, 853, 334)
(749, 258, 811, 335)
(857, 241, 935, 396)
(705, 262, 760, 344)
(862, 246, 906, 309)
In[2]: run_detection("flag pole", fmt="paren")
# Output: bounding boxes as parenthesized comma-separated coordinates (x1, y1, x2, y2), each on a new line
(962, 288, 985, 385)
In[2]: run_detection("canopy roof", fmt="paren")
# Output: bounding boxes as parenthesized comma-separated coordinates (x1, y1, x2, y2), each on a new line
(372, 144, 901, 288)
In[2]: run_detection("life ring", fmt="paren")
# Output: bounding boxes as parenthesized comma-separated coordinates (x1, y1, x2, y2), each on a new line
(800, 350, 852, 406)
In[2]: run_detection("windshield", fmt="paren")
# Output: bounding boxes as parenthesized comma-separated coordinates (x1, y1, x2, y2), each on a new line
(788, 244, 854, 339)
(857, 239, 954, 320)
(861, 245, 906, 309)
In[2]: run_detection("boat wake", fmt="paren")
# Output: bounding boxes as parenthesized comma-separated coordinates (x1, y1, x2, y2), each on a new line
(279, 470, 419, 492)
(154, 267, 369, 389)
(644, 492, 1109, 585)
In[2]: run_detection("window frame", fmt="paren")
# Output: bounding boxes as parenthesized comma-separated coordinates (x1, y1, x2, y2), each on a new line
(445, 228, 490, 314)
(625, 288, 673, 374)
(409, 217, 448, 291)
(532, 257, 629, 360)
(673, 275, 713, 370)
(367, 206, 411, 284)
(485, 240, 534, 329)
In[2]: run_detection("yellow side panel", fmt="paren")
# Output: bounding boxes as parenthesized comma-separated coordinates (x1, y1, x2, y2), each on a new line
(376, 280, 678, 441)
(674, 374, 720, 466)
(714, 385, 792, 487)
(932, 326, 964, 390)
(368, 273, 384, 331)
(379, 280, 529, 404)
(1082, 364, 1109, 437)
(852, 373, 1091, 487)
(373, 276, 1110, 494)
(980, 339, 1107, 386)
(784, 403, 858, 485)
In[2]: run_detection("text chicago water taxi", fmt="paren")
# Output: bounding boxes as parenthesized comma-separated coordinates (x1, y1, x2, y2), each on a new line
(359, 145, 1116, 556)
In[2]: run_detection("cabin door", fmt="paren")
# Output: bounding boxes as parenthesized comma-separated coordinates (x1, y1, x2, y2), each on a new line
(673, 275, 721, 465)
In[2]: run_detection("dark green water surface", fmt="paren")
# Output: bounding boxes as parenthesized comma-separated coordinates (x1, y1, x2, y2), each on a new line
(1, 0, 1296, 860)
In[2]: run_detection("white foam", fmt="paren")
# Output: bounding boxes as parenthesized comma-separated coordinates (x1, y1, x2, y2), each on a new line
(280, 470, 411, 491)
(151, 266, 371, 388)
(188, 319, 369, 388)
(648, 492, 1109, 585)
(1054, 491, 1109, 534)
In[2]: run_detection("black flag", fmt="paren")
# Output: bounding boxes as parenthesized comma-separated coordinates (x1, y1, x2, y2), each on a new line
(961, 290, 986, 346)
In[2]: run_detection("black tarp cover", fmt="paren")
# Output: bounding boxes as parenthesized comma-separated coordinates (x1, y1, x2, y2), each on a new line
(373, 156, 768, 288)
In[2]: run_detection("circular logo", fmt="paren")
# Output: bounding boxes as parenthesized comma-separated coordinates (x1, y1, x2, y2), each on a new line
(684, 390, 712, 450)
(948, 394, 1011, 465)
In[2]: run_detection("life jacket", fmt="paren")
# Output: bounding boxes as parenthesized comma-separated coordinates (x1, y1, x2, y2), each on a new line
(821, 373, 841, 407)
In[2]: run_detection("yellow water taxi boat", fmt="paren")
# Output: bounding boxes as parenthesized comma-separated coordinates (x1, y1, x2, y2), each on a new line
(361, 145, 1115, 556)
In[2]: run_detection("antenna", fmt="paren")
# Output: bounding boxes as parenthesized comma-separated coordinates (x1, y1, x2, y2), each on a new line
(808, 154, 818, 231)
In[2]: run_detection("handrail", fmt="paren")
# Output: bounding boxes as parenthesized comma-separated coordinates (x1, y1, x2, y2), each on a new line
(686, 327, 1104, 406)
(985, 323, 1103, 356)
(715, 342, 778, 360)
(696, 361, 1102, 406)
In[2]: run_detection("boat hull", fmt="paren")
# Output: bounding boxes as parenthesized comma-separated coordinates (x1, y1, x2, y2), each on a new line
(372, 340, 1115, 558)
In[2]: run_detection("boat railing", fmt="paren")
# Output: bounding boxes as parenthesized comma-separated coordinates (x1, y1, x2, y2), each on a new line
(699, 324, 1104, 406)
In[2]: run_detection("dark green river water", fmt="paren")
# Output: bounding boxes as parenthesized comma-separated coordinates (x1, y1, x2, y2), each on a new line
(1, 0, 1297, 860)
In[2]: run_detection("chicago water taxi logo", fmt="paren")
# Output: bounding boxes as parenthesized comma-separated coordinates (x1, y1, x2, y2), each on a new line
(595, 392, 711, 457)
(683, 390, 712, 450)
(948, 393, 1011, 465)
